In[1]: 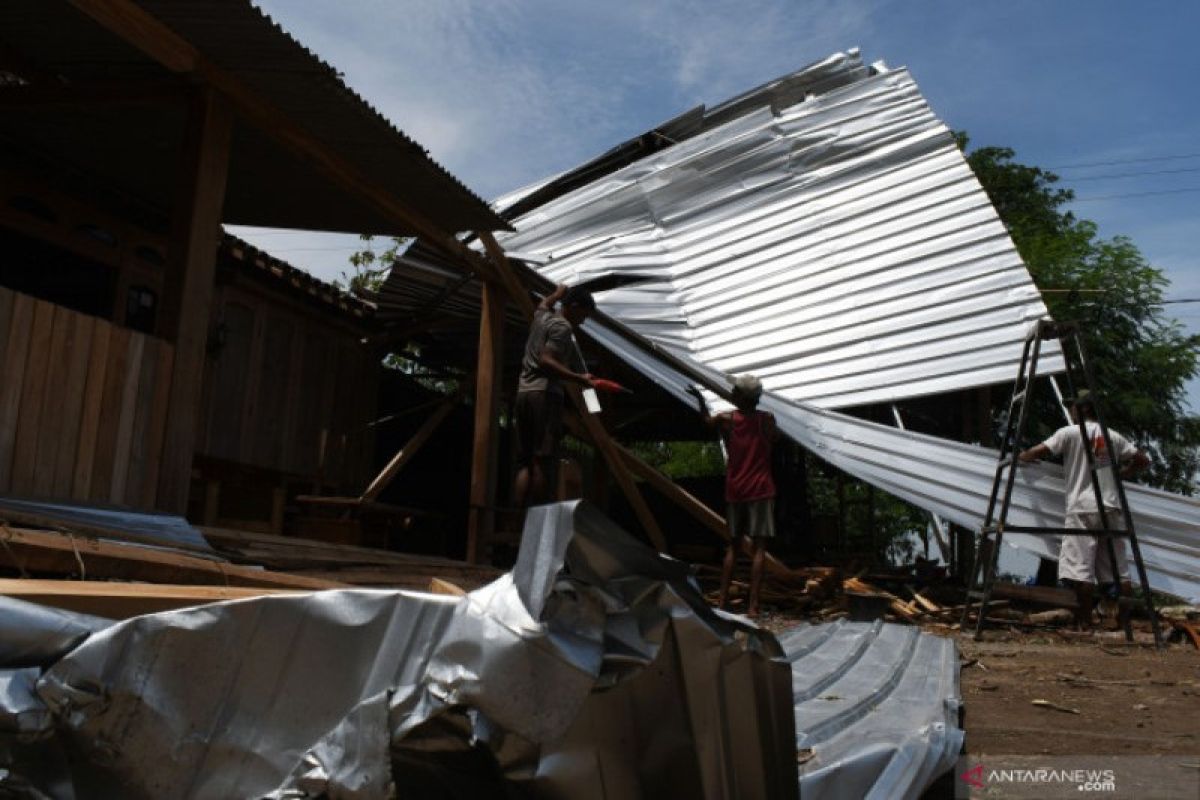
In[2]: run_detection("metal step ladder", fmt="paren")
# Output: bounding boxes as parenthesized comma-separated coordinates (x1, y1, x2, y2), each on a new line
(961, 319, 1163, 647)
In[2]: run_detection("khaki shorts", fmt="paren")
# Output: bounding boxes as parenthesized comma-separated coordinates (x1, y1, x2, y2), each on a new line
(727, 498, 775, 540)
(1058, 511, 1129, 584)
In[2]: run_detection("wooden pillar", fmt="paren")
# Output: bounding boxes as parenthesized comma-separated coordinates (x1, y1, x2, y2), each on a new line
(156, 88, 233, 513)
(466, 281, 505, 563)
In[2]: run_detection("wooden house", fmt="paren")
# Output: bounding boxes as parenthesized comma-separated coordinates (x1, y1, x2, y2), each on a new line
(0, 0, 507, 530)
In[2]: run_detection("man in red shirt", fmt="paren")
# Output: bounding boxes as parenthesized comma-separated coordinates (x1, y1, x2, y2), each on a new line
(690, 375, 778, 615)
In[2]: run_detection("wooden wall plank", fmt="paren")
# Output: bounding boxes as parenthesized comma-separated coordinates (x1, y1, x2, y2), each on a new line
(90, 325, 132, 501)
(0, 291, 33, 491)
(32, 306, 74, 495)
(204, 301, 254, 461)
(73, 321, 111, 499)
(11, 299, 57, 495)
(278, 320, 306, 471)
(52, 314, 95, 494)
(252, 313, 293, 469)
(0, 287, 14, 381)
(238, 307, 266, 465)
(140, 342, 174, 509)
(122, 334, 158, 505)
(109, 332, 146, 503)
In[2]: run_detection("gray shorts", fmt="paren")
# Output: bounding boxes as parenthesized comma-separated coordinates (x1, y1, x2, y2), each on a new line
(727, 498, 775, 539)
(514, 389, 563, 464)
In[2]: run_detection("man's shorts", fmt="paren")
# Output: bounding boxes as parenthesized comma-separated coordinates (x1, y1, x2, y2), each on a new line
(514, 389, 563, 464)
(727, 498, 775, 539)
(1057, 511, 1129, 584)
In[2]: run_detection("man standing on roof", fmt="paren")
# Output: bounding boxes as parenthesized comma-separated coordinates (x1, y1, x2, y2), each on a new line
(689, 375, 778, 616)
(1018, 389, 1150, 630)
(514, 284, 596, 508)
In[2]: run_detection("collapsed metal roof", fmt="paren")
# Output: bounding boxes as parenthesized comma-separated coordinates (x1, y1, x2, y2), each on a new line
(492, 49, 1065, 409)
(486, 50, 1199, 600)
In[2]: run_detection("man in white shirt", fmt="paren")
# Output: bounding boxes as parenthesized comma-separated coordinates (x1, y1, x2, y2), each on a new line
(1018, 390, 1150, 629)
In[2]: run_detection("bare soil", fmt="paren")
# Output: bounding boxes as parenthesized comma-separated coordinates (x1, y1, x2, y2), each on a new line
(957, 629, 1200, 758)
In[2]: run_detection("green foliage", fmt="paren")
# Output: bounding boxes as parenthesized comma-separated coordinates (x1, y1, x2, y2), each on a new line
(960, 136, 1200, 493)
(628, 440, 726, 478)
(804, 456, 927, 567)
(338, 234, 411, 295)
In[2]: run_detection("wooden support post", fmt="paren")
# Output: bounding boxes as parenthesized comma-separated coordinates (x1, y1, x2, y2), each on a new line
(478, 231, 534, 320)
(156, 88, 232, 513)
(563, 393, 666, 553)
(466, 282, 505, 563)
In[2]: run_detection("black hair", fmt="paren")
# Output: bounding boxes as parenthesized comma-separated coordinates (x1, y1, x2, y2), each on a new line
(562, 286, 596, 311)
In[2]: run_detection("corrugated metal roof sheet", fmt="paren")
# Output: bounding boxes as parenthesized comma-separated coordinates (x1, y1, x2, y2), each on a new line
(780, 620, 962, 799)
(578, 323, 1200, 601)
(0, 1, 506, 236)
(492, 50, 1064, 408)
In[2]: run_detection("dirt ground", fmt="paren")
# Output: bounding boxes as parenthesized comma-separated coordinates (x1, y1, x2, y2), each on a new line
(753, 606, 1200, 755)
(957, 628, 1200, 758)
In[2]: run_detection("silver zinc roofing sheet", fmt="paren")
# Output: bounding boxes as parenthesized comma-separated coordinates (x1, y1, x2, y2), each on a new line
(492, 50, 1064, 408)
(579, 324, 1200, 602)
(780, 619, 962, 800)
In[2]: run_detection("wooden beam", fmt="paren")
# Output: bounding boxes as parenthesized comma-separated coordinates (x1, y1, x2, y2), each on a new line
(563, 392, 667, 552)
(155, 87, 233, 513)
(466, 282, 505, 563)
(360, 393, 459, 502)
(564, 415, 801, 579)
(477, 232, 534, 320)
(428, 577, 467, 596)
(67, 0, 502, 276)
(0, 525, 344, 590)
(0, 577, 300, 619)
(67, 1, 198, 71)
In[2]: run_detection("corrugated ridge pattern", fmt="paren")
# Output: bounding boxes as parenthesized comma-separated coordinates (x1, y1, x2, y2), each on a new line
(496, 54, 1064, 407)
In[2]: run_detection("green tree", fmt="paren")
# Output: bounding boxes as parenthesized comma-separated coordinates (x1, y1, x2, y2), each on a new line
(959, 135, 1200, 493)
(339, 234, 410, 295)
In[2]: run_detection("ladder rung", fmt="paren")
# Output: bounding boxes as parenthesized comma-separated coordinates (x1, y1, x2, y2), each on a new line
(1009, 389, 1027, 405)
(996, 455, 1015, 468)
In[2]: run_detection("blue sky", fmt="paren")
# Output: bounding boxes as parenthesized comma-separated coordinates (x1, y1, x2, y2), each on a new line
(232, 0, 1200, 410)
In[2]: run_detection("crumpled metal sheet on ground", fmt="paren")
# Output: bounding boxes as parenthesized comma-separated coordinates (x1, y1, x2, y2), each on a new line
(491, 49, 1064, 410)
(3, 501, 801, 799)
(780, 620, 962, 800)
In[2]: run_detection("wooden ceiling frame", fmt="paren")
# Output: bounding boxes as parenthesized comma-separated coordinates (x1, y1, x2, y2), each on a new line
(65, 0, 503, 283)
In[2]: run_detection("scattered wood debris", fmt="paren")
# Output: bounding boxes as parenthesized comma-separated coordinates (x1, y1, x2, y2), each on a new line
(1032, 699, 1081, 715)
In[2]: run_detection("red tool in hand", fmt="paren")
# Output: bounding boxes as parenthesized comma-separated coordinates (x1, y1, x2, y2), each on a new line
(591, 378, 631, 395)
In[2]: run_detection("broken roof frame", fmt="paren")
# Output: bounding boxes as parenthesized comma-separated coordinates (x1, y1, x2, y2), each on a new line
(379, 49, 1198, 599)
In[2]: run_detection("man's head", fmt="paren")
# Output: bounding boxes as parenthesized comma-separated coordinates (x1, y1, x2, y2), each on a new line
(560, 286, 595, 326)
(731, 374, 763, 410)
(1065, 388, 1097, 421)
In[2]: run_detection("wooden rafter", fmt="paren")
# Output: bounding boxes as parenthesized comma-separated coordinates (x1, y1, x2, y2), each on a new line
(65, 0, 503, 279)
(359, 392, 461, 503)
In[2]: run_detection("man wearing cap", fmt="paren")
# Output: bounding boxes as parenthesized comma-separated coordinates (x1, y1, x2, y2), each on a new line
(1018, 390, 1150, 629)
(690, 374, 778, 616)
(514, 284, 596, 508)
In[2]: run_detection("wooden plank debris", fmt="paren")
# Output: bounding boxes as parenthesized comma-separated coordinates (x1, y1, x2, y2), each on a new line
(0, 525, 344, 590)
(0, 577, 299, 619)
